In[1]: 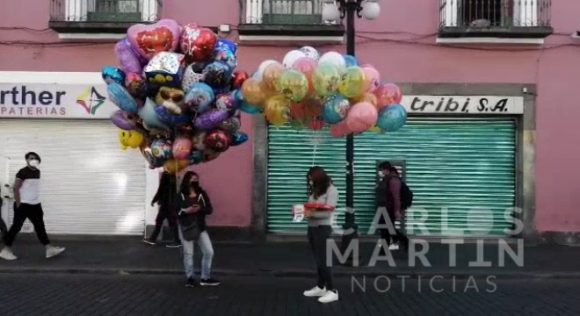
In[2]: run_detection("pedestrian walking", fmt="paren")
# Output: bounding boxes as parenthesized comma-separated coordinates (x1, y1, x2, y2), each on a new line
(0, 152, 66, 260)
(144, 170, 181, 248)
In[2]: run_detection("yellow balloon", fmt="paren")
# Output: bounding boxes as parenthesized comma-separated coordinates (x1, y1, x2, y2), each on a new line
(119, 130, 144, 150)
(261, 62, 285, 93)
(339, 66, 366, 98)
(242, 78, 268, 106)
(368, 126, 382, 133)
(264, 95, 291, 126)
(312, 64, 341, 97)
(277, 70, 309, 102)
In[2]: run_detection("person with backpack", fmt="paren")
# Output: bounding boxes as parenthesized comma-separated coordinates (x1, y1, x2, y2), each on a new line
(376, 161, 412, 252)
(0, 187, 7, 242)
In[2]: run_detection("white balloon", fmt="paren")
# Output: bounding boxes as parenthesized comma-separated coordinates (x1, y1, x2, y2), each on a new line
(282, 50, 307, 68)
(300, 46, 320, 61)
(318, 51, 346, 70)
(253, 59, 278, 81)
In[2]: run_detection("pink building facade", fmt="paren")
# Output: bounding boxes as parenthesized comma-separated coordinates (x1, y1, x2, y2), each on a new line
(0, 0, 579, 243)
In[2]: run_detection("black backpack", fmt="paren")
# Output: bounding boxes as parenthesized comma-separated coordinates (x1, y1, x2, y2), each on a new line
(387, 176, 413, 211)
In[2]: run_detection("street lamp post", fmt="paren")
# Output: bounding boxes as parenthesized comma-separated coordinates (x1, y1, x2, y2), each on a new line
(322, 0, 381, 263)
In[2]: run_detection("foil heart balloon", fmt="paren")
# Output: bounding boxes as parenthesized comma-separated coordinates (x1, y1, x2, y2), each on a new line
(181, 24, 218, 63)
(127, 19, 181, 60)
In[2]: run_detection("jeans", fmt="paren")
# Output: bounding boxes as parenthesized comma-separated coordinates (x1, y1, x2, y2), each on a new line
(4, 203, 50, 246)
(308, 225, 334, 291)
(179, 229, 214, 280)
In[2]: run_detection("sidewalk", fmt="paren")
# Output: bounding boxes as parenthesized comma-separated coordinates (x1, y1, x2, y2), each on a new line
(1, 236, 580, 278)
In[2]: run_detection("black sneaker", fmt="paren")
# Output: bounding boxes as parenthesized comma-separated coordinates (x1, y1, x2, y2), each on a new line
(166, 242, 182, 248)
(143, 239, 156, 246)
(185, 278, 196, 288)
(200, 278, 221, 286)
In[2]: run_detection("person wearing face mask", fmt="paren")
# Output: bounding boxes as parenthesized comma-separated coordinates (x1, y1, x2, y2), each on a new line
(376, 161, 410, 253)
(144, 171, 181, 248)
(303, 166, 340, 304)
(177, 171, 220, 288)
(0, 152, 66, 261)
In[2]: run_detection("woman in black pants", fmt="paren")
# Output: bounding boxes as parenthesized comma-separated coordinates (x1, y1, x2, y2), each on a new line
(302, 166, 340, 304)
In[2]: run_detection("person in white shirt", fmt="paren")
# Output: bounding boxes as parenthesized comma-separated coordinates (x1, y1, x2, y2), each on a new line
(0, 152, 65, 261)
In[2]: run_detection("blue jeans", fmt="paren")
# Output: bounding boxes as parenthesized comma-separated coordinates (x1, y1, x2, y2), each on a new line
(179, 230, 214, 279)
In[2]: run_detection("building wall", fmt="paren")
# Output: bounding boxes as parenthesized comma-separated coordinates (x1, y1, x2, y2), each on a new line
(1, 0, 579, 232)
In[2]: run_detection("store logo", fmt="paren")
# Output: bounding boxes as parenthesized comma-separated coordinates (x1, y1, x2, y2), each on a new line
(76, 86, 106, 115)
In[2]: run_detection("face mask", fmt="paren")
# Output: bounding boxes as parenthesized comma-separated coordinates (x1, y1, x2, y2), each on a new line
(377, 171, 385, 178)
(309, 181, 313, 186)
(190, 181, 200, 188)
(28, 160, 40, 168)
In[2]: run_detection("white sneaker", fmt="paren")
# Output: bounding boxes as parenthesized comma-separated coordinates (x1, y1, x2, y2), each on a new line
(303, 286, 327, 297)
(46, 245, 66, 259)
(388, 243, 400, 251)
(0, 247, 17, 260)
(318, 290, 339, 303)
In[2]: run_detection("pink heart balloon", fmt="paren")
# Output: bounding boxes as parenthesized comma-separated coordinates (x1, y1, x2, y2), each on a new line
(346, 102, 378, 134)
(127, 19, 181, 60)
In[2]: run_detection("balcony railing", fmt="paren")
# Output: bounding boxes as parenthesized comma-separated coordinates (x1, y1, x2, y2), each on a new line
(241, 0, 334, 25)
(439, 0, 552, 38)
(50, 0, 159, 23)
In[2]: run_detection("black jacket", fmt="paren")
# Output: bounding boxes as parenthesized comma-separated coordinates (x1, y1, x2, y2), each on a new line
(178, 189, 213, 232)
(152, 172, 178, 214)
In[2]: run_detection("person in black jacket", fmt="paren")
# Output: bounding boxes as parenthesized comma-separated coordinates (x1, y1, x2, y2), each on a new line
(177, 171, 220, 288)
(144, 171, 181, 247)
(376, 161, 409, 252)
(0, 188, 6, 241)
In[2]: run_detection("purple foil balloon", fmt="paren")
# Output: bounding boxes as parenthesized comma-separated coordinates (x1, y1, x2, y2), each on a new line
(110, 110, 138, 130)
(115, 38, 143, 74)
(194, 110, 231, 131)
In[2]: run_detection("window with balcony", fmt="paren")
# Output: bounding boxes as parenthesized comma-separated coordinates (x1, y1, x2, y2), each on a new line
(49, 0, 159, 36)
(239, 0, 344, 43)
(439, 0, 553, 41)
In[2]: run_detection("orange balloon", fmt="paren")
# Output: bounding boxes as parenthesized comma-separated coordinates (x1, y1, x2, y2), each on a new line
(261, 62, 284, 93)
(264, 95, 290, 126)
(163, 159, 189, 174)
(242, 78, 268, 106)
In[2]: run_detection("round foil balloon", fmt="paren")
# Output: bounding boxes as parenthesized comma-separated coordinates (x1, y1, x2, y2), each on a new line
(185, 83, 215, 112)
(205, 130, 231, 152)
(322, 94, 351, 124)
(102, 66, 126, 86)
(172, 136, 193, 160)
(231, 71, 249, 89)
(219, 116, 242, 133)
(181, 24, 218, 62)
(277, 70, 309, 102)
(151, 139, 173, 160)
(215, 92, 238, 111)
(111, 110, 138, 130)
(214, 47, 237, 69)
(203, 61, 232, 88)
(377, 104, 407, 132)
(217, 39, 237, 54)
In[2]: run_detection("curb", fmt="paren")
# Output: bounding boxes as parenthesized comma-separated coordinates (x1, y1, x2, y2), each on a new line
(2, 268, 580, 279)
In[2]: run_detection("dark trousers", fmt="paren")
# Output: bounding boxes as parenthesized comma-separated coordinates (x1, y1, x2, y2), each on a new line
(4, 203, 50, 246)
(379, 209, 408, 250)
(308, 225, 334, 291)
(0, 217, 7, 239)
(148, 207, 179, 242)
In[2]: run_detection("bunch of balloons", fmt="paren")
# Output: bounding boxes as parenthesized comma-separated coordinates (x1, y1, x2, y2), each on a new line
(103, 19, 249, 173)
(241, 47, 407, 137)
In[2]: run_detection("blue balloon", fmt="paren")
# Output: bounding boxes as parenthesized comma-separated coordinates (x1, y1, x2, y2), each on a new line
(217, 39, 237, 54)
(214, 47, 238, 69)
(107, 82, 138, 113)
(154, 105, 191, 126)
(377, 104, 407, 132)
(231, 132, 249, 146)
(102, 66, 125, 86)
(343, 55, 358, 67)
(185, 83, 215, 113)
(138, 98, 169, 130)
(203, 61, 233, 89)
(240, 101, 261, 114)
(322, 94, 351, 124)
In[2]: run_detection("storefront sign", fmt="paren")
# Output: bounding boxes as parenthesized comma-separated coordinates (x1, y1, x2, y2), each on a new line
(0, 72, 117, 119)
(402, 96, 524, 115)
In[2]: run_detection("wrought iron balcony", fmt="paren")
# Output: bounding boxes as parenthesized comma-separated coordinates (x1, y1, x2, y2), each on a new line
(439, 0, 553, 38)
(49, 0, 160, 34)
(238, 0, 343, 41)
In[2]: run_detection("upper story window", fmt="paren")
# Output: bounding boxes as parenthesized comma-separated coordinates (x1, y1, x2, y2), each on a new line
(49, 0, 159, 37)
(439, 0, 553, 41)
(238, 0, 343, 44)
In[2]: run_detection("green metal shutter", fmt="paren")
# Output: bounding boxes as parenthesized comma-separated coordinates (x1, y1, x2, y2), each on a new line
(267, 118, 516, 236)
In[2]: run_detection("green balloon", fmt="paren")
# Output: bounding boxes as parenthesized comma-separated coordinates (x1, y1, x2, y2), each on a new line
(312, 64, 341, 97)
